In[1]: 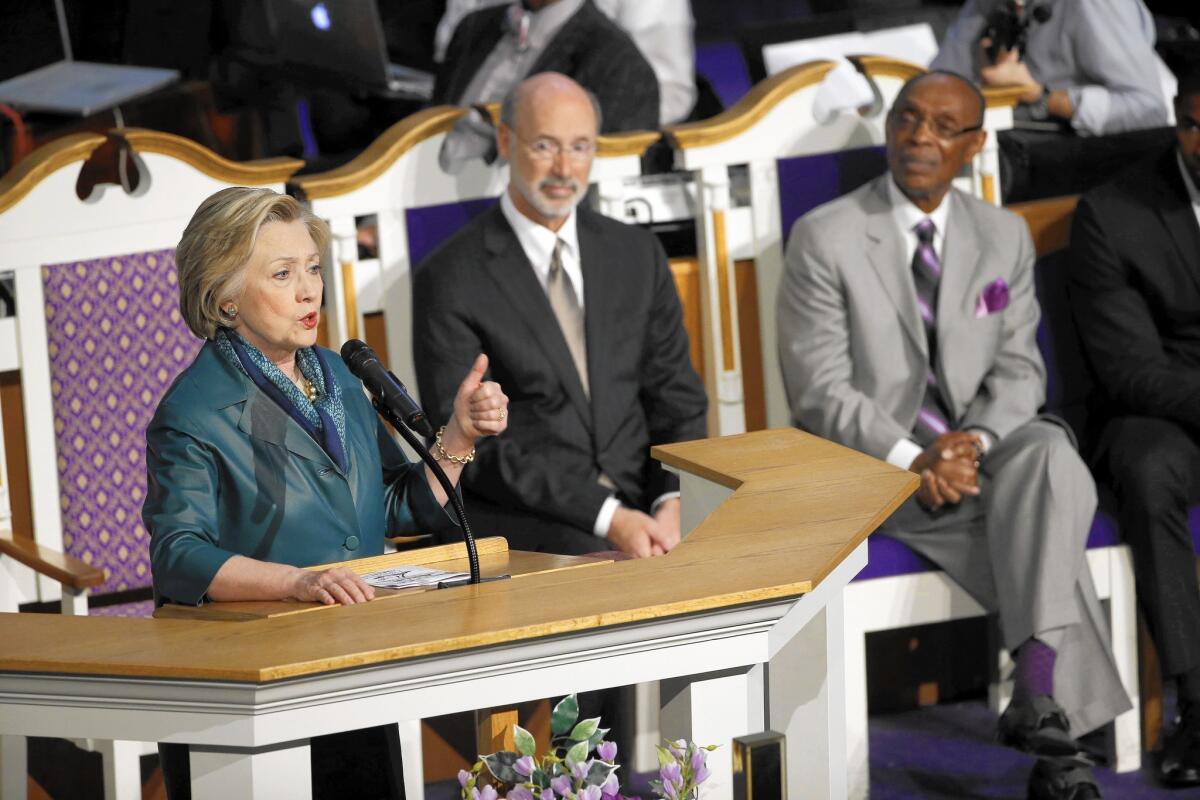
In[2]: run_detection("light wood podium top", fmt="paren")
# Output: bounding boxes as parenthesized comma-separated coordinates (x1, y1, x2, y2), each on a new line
(0, 429, 916, 683)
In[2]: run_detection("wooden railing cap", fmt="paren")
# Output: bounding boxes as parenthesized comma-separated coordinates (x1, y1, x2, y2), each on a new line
(0, 532, 106, 591)
(665, 60, 837, 151)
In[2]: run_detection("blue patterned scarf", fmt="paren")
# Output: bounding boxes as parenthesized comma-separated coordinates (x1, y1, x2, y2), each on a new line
(215, 328, 348, 473)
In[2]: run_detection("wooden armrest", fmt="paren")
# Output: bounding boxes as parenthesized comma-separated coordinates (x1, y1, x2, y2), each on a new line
(0, 533, 106, 591)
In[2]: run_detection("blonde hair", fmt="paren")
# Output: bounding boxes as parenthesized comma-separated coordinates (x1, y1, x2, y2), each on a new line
(175, 187, 330, 340)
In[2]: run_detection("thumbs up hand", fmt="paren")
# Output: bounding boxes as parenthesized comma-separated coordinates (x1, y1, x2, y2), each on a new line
(445, 354, 509, 451)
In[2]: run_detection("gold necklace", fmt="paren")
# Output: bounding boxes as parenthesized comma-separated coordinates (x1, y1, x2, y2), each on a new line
(299, 373, 318, 403)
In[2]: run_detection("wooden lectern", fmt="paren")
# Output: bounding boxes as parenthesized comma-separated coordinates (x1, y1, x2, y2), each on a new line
(0, 429, 915, 800)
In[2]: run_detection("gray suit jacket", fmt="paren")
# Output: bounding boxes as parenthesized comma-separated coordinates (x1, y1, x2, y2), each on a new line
(777, 175, 1045, 460)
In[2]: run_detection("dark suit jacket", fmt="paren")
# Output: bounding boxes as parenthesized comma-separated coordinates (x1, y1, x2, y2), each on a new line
(412, 203, 707, 537)
(432, 0, 659, 132)
(1069, 146, 1200, 434)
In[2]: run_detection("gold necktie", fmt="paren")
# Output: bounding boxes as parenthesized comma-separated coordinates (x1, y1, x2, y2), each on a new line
(546, 238, 589, 396)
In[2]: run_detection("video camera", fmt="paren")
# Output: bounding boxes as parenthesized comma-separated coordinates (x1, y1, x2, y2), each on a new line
(981, 1, 1053, 62)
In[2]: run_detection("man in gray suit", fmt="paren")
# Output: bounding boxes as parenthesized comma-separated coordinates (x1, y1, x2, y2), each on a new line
(778, 71, 1128, 799)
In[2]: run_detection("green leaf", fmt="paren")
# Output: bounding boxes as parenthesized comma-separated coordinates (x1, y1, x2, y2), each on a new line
(565, 739, 589, 767)
(513, 724, 537, 757)
(585, 760, 617, 786)
(656, 745, 674, 768)
(586, 727, 610, 751)
(569, 717, 600, 743)
(551, 695, 580, 736)
(482, 751, 522, 784)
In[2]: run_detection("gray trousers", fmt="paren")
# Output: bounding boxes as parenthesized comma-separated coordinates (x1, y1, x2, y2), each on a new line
(881, 419, 1132, 735)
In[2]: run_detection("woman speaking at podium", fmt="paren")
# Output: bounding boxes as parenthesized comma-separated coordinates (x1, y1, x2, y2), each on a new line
(142, 187, 508, 797)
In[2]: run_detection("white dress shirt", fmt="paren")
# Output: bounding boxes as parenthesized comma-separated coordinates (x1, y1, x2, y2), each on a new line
(931, 0, 1168, 136)
(1178, 151, 1200, 233)
(436, 0, 698, 124)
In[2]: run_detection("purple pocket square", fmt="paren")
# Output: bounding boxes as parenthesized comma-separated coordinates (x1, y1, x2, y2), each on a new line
(975, 278, 1010, 318)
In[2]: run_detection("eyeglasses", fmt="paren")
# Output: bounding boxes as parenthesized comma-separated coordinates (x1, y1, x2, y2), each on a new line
(516, 134, 596, 162)
(889, 109, 984, 140)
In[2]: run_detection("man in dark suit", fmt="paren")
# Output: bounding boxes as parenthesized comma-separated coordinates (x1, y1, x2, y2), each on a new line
(414, 72, 706, 558)
(1069, 58, 1200, 788)
(432, 0, 658, 171)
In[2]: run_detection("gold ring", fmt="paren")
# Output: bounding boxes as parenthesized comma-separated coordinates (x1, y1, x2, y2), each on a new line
(498, 409, 506, 421)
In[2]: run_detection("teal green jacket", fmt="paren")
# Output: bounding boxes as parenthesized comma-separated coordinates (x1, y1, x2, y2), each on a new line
(143, 341, 454, 605)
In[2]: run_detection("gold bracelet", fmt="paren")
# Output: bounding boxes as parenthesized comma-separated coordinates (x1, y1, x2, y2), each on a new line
(433, 425, 475, 465)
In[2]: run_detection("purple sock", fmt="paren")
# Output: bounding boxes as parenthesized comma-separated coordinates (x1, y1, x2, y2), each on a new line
(1013, 637, 1057, 701)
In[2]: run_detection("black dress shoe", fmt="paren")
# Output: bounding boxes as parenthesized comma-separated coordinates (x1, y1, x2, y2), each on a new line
(1160, 702, 1200, 788)
(1028, 756, 1102, 800)
(999, 694, 1082, 756)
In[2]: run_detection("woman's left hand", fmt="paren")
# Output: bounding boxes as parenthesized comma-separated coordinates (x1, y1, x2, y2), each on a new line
(446, 353, 508, 449)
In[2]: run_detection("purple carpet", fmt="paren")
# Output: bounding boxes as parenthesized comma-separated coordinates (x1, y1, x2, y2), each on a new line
(871, 697, 1180, 799)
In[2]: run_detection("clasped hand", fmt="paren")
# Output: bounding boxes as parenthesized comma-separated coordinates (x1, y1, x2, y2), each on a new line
(607, 498, 682, 559)
(910, 431, 983, 510)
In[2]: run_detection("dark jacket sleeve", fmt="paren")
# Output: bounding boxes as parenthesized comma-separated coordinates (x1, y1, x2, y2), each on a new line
(1068, 194, 1200, 429)
(638, 235, 708, 499)
(586, 46, 659, 132)
(374, 413, 459, 534)
(413, 245, 612, 533)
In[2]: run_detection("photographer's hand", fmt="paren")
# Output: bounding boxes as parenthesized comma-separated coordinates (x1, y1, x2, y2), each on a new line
(980, 45, 1043, 103)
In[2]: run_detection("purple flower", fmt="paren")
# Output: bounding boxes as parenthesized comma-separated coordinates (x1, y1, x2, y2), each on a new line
(601, 772, 620, 797)
(690, 748, 711, 783)
(551, 775, 573, 795)
(515, 756, 536, 777)
(975, 277, 1010, 318)
(459, 769, 472, 788)
(540, 790, 555, 800)
(472, 786, 498, 800)
(660, 761, 683, 789)
(572, 759, 593, 781)
(507, 788, 535, 800)
(668, 739, 687, 759)
(580, 786, 603, 800)
(597, 740, 618, 763)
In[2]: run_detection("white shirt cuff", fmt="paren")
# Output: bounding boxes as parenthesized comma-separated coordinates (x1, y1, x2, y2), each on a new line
(593, 495, 621, 538)
(886, 438, 925, 471)
(1068, 85, 1110, 137)
(650, 491, 681, 515)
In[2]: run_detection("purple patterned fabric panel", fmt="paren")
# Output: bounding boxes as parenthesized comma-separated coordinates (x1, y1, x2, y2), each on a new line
(88, 599, 155, 618)
(42, 249, 202, 593)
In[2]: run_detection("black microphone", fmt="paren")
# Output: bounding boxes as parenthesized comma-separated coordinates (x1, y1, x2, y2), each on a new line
(341, 339, 434, 439)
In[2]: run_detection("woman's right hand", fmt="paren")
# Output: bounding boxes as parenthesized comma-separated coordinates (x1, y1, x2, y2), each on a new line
(288, 566, 376, 605)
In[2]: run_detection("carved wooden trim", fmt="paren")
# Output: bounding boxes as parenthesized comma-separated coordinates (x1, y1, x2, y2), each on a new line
(292, 106, 467, 200)
(0, 133, 106, 216)
(665, 61, 837, 150)
(850, 55, 1027, 109)
(120, 128, 303, 185)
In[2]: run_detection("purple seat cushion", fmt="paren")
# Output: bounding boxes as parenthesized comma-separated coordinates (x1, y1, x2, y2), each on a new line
(853, 508, 1200, 582)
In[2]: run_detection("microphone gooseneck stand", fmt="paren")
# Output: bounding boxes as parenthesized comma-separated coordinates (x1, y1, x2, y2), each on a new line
(372, 398, 508, 588)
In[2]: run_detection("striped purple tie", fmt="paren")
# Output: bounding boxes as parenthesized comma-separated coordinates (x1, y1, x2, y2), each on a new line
(912, 219, 952, 445)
